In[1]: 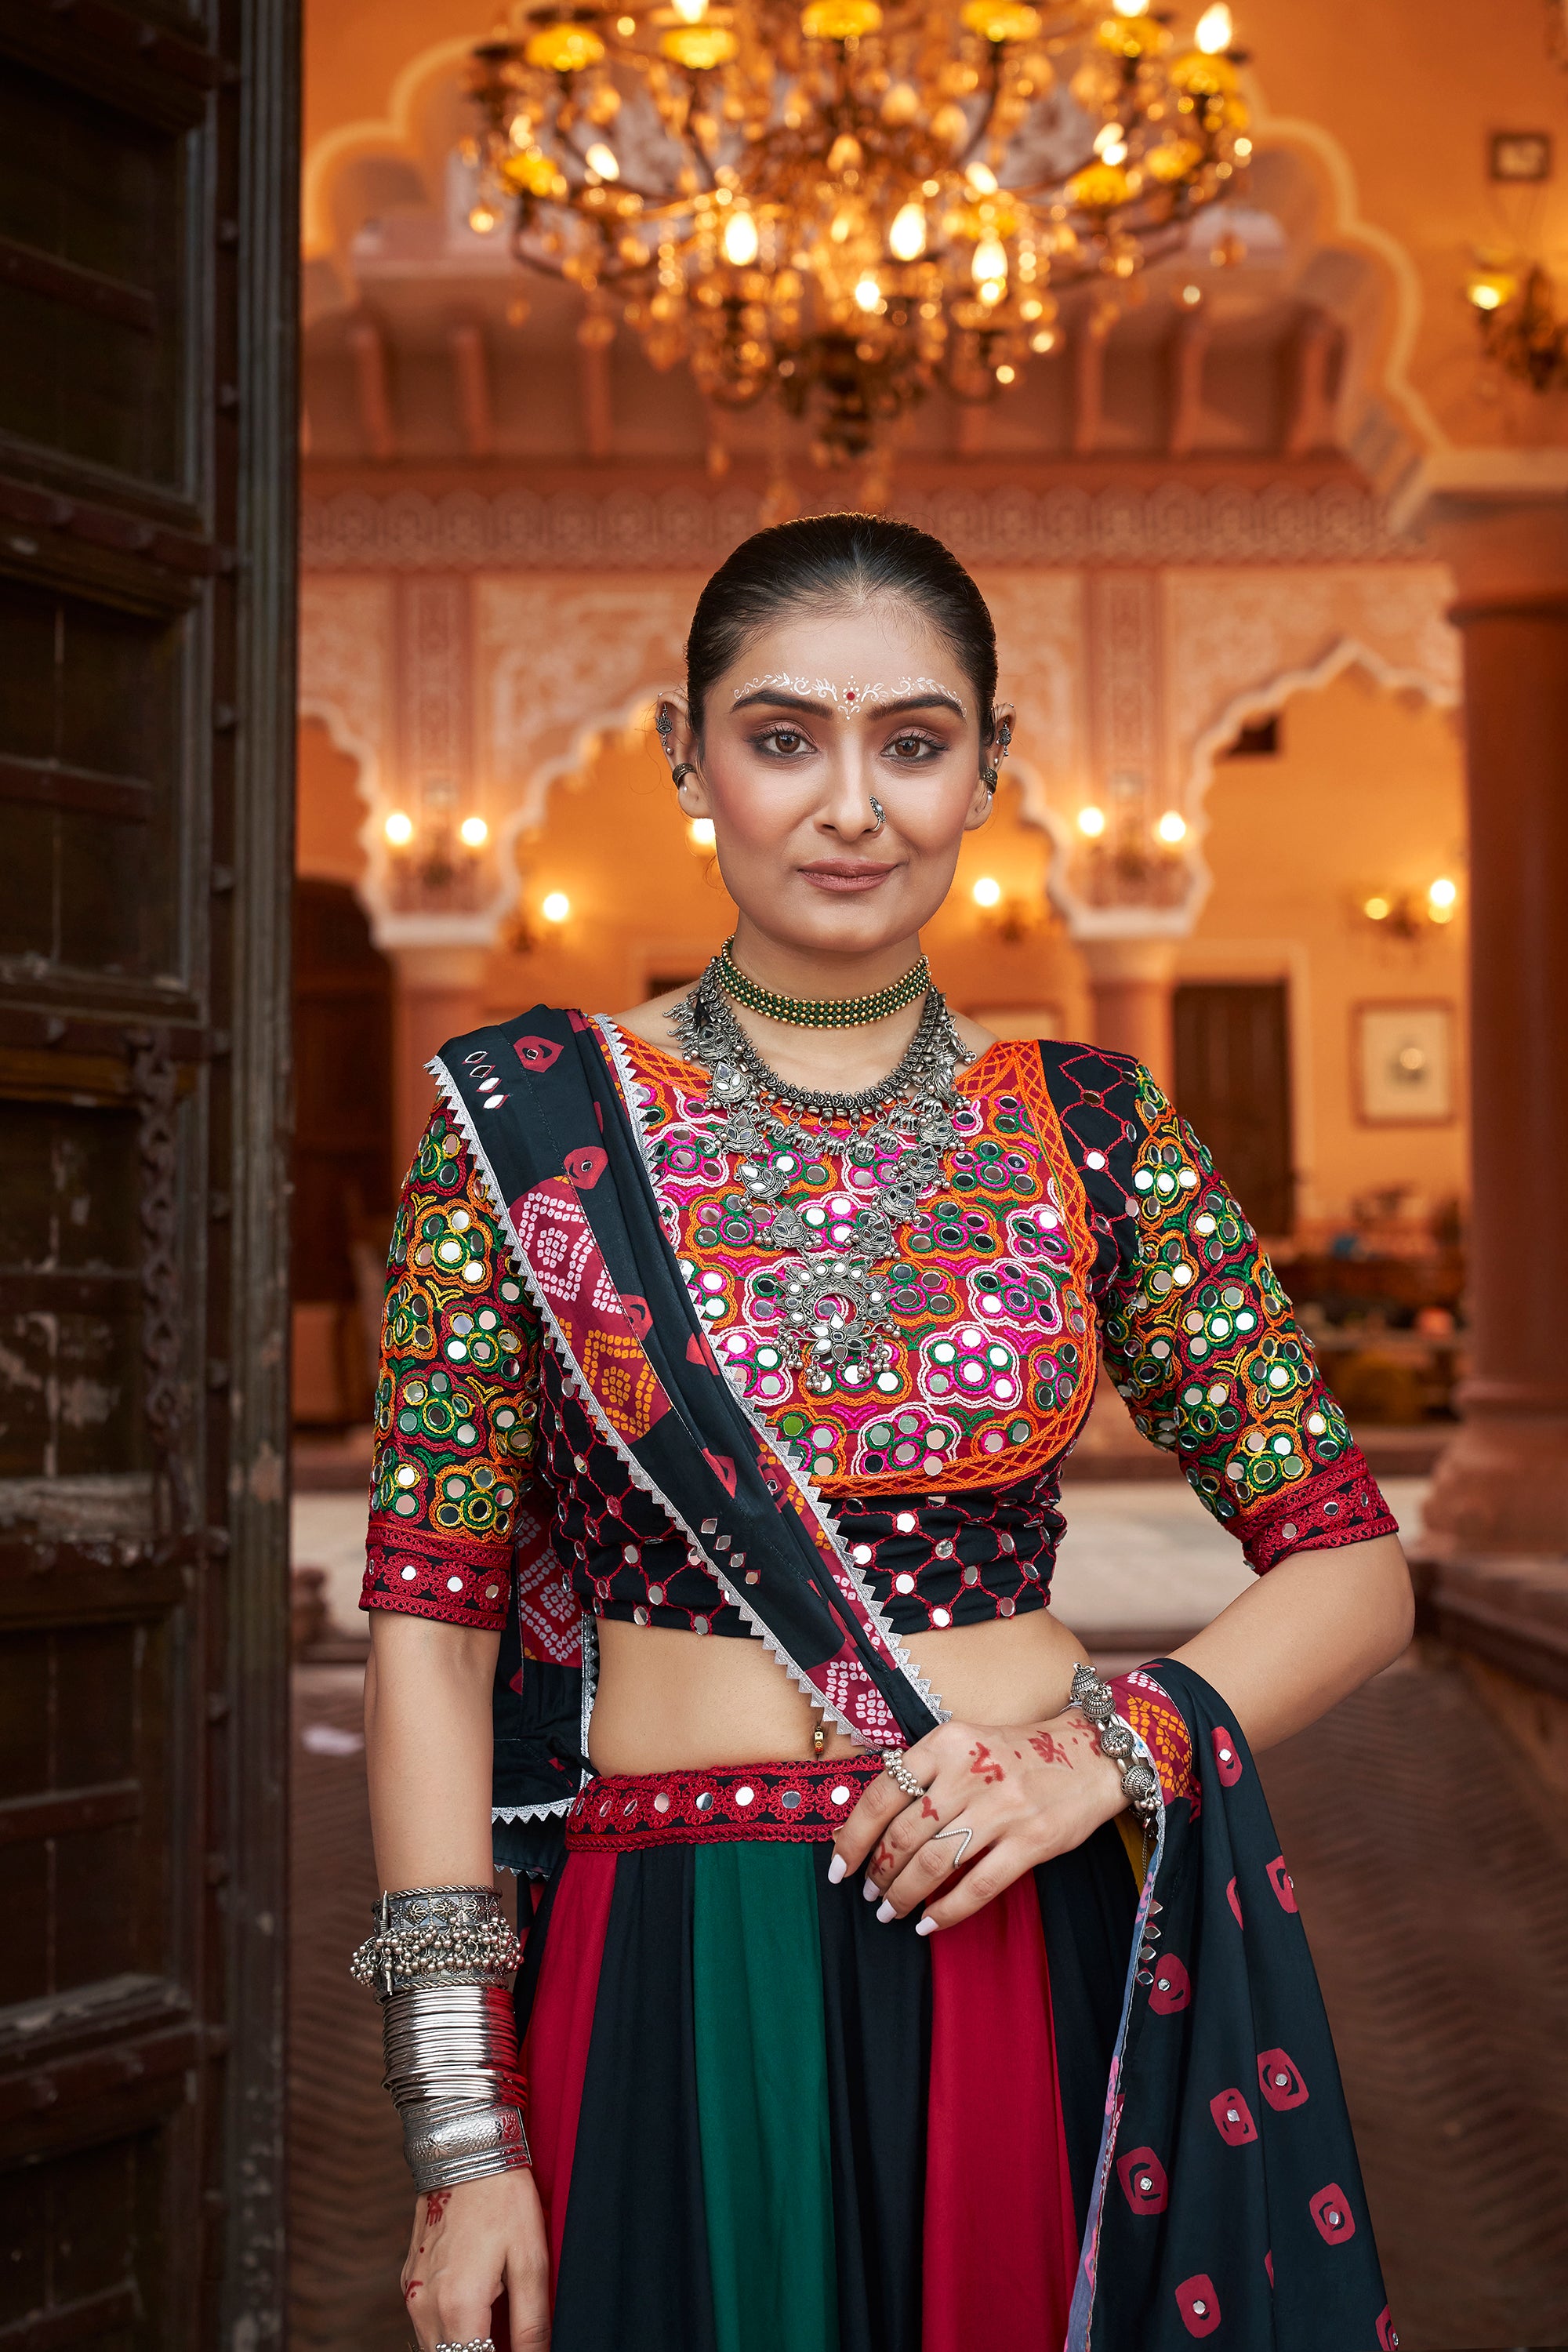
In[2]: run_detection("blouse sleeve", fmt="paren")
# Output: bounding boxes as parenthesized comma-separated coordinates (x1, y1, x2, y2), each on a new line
(1096, 1070, 1399, 1573)
(359, 1104, 544, 1632)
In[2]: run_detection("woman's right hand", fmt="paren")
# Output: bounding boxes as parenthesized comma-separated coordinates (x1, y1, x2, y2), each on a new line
(401, 2167, 550, 2350)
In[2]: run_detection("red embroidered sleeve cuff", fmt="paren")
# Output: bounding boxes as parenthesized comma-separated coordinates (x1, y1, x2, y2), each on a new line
(1236, 1443, 1399, 1573)
(360, 1521, 515, 1631)
(1108, 1669, 1192, 1806)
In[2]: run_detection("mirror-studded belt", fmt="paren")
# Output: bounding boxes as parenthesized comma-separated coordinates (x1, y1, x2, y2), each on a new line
(564, 1755, 885, 1849)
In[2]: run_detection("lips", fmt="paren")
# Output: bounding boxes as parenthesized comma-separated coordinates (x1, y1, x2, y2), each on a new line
(797, 861, 898, 891)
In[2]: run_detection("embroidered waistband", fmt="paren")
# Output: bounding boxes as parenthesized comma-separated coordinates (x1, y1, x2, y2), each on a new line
(565, 1755, 884, 1849)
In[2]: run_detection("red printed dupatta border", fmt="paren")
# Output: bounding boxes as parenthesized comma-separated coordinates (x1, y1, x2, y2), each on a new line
(426, 1011, 944, 1751)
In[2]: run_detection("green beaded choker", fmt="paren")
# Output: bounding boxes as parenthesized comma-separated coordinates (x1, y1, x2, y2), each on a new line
(716, 939, 931, 1029)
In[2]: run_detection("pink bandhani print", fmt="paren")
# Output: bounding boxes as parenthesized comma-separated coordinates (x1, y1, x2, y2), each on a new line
(514, 1497, 582, 1667)
(509, 1177, 672, 1445)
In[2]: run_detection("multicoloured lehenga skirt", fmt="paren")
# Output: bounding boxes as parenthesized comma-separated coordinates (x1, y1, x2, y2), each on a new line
(515, 1755, 1139, 2352)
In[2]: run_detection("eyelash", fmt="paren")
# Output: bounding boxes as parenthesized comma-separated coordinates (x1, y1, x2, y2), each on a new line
(750, 725, 948, 760)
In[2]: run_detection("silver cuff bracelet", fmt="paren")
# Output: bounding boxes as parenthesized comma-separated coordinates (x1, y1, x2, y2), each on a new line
(404, 2100, 532, 2194)
(1069, 1664, 1163, 1835)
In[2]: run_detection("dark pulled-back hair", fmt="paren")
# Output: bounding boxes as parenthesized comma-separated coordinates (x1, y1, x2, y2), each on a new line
(685, 512, 999, 738)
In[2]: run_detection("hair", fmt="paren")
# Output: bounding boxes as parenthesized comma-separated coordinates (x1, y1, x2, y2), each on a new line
(684, 511, 999, 740)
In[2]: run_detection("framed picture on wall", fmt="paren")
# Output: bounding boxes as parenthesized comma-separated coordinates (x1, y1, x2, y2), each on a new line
(1354, 1000, 1457, 1124)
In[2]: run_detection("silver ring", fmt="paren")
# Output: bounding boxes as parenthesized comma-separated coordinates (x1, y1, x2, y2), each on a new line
(434, 2340, 496, 2351)
(881, 1751, 927, 1802)
(867, 794, 886, 833)
(930, 1824, 973, 1868)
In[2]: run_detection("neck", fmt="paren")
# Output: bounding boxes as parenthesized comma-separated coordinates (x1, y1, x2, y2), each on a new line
(727, 917, 924, 1004)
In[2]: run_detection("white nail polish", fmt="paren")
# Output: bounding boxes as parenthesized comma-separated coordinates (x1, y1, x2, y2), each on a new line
(876, 1899, 896, 1924)
(915, 1917, 937, 1936)
(862, 1876, 880, 1902)
(826, 1855, 846, 1885)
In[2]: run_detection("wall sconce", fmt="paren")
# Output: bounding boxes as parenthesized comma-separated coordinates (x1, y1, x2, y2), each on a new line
(1465, 258, 1568, 390)
(1359, 877, 1460, 938)
(382, 804, 492, 906)
(540, 891, 571, 924)
(1069, 796, 1191, 911)
(505, 888, 572, 955)
(971, 873, 1040, 943)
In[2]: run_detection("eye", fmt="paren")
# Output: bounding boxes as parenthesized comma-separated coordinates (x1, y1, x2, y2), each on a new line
(756, 725, 813, 757)
(885, 729, 943, 761)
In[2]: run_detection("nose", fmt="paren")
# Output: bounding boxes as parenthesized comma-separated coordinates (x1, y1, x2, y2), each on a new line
(817, 735, 884, 841)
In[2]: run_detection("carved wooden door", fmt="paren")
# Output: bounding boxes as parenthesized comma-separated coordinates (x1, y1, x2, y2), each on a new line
(0, 2, 297, 2343)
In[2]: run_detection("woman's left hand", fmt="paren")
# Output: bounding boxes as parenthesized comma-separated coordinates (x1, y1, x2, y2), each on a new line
(831, 1707, 1131, 1933)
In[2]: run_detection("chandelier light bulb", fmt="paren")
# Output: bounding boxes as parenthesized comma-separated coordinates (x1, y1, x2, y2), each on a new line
(971, 875, 1003, 907)
(1029, 326, 1057, 350)
(459, 815, 489, 849)
(1181, 282, 1203, 305)
(722, 210, 760, 266)
(1428, 876, 1458, 915)
(1112, 0, 1150, 13)
(1076, 804, 1107, 838)
(541, 891, 571, 924)
(584, 142, 620, 180)
(996, 362, 1015, 382)
(855, 270, 884, 310)
(383, 811, 415, 848)
(889, 201, 927, 261)
(672, 0, 709, 20)
(1092, 122, 1124, 157)
(972, 236, 1008, 285)
(1363, 894, 1391, 921)
(965, 161, 1000, 195)
(1194, 2, 1232, 52)
(1156, 810, 1188, 844)
(467, 202, 499, 235)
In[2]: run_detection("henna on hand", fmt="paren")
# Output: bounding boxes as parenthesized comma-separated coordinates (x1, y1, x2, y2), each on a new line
(1029, 1730, 1075, 1769)
(968, 1740, 1005, 1784)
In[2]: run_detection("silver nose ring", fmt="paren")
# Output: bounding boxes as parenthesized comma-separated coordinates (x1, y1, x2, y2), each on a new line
(868, 796, 886, 834)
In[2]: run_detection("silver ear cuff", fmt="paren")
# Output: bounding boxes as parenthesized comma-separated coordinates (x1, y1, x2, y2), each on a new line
(671, 762, 697, 788)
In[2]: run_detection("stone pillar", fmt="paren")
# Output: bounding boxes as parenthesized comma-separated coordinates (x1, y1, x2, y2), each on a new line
(1080, 935, 1178, 1093)
(1393, 455, 1568, 1557)
(387, 942, 490, 1178)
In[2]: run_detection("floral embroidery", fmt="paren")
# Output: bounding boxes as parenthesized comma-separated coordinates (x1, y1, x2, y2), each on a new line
(618, 1029, 1098, 1494)
(1098, 1072, 1396, 1569)
(361, 1110, 543, 1633)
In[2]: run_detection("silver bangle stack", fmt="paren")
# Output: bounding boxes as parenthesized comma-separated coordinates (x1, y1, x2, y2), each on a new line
(350, 1886, 531, 2193)
(1069, 1664, 1163, 1837)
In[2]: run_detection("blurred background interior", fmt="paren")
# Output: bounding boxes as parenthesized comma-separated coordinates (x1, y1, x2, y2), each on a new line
(3, 0, 1568, 2344)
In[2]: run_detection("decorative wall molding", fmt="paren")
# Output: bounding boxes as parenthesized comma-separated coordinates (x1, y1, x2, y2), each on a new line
(300, 478, 1415, 574)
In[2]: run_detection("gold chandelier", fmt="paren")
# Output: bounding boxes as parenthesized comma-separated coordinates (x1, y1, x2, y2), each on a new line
(465, 0, 1250, 460)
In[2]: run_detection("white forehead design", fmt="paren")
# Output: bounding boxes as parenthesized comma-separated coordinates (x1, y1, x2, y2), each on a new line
(730, 674, 967, 719)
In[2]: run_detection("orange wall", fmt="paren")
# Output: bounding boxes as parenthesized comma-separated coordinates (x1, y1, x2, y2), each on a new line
(296, 715, 367, 881)
(1183, 666, 1468, 1227)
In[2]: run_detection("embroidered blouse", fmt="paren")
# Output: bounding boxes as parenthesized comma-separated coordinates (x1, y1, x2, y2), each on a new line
(361, 1025, 1396, 1644)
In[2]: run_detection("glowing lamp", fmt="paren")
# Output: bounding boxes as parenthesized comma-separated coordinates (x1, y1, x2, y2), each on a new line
(1363, 895, 1391, 921)
(889, 202, 927, 262)
(1156, 810, 1188, 844)
(541, 892, 571, 924)
(854, 272, 883, 311)
(960, 0, 1040, 40)
(971, 875, 1003, 907)
(801, 0, 883, 35)
(659, 24, 738, 64)
(1076, 804, 1106, 838)
(1194, 2, 1232, 52)
(722, 210, 760, 266)
(972, 236, 1008, 285)
(459, 815, 489, 849)
(524, 22, 605, 70)
(584, 143, 620, 180)
(383, 811, 415, 848)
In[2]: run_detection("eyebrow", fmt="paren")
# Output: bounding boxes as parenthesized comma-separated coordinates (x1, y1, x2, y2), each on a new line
(730, 689, 967, 720)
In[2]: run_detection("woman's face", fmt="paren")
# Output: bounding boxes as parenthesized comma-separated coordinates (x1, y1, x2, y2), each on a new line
(670, 595, 1005, 961)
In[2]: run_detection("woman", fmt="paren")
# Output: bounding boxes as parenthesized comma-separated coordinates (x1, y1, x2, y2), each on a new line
(355, 514, 1413, 2352)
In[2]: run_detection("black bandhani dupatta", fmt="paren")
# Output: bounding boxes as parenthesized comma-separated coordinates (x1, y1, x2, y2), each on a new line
(435, 1008, 1392, 2349)
(432, 1007, 944, 1771)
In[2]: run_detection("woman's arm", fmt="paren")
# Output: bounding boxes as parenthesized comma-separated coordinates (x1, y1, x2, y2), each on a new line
(1169, 1527, 1413, 1750)
(833, 1526, 1413, 1933)
(364, 1613, 550, 2351)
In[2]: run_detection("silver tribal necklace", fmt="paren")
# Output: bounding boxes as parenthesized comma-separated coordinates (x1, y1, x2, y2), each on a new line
(666, 956, 971, 1391)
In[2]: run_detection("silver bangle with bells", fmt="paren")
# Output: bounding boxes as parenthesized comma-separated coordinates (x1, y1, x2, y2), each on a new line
(1070, 1664, 1163, 1834)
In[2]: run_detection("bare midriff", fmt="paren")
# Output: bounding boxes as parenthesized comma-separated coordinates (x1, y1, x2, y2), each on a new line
(587, 1605, 1092, 1774)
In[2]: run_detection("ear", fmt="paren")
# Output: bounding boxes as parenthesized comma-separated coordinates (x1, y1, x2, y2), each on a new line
(654, 689, 712, 816)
